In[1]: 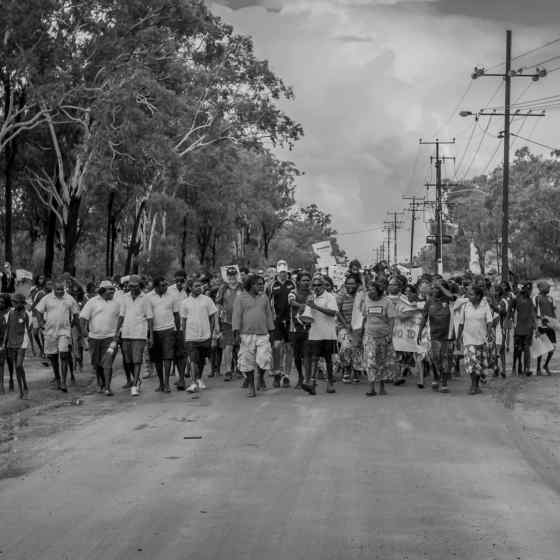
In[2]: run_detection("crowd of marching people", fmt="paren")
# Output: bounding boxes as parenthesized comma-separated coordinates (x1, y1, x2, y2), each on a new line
(0, 258, 556, 400)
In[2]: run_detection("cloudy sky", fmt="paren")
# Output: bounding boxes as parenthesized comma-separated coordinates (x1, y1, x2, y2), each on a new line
(209, 0, 560, 264)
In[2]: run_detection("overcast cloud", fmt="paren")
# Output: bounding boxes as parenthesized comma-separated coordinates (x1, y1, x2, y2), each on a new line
(209, 0, 560, 263)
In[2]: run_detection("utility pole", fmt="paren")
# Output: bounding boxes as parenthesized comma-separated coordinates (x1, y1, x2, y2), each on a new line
(420, 138, 455, 275)
(469, 30, 547, 281)
(402, 195, 424, 266)
(385, 211, 404, 266)
(383, 223, 392, 266)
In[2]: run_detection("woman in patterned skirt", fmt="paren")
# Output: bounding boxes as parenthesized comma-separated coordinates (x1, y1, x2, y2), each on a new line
(358, 280, 396, 397)
(457, 285, 494, 395)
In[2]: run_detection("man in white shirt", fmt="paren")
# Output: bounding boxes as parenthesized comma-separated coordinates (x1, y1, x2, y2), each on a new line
(180, 279, 218, 393)
(167, 270, 189, 390)
(301, 274, 338, 395)
(79, 280, 120, 396)
(114, 275, 153, 396)
(147, 276, 181, 393)
(35, 279, 80, 392)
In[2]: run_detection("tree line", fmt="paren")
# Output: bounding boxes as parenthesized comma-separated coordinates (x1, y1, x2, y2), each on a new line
(0, 0, 344, 279)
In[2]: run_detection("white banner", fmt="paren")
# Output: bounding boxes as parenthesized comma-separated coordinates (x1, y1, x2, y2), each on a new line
(392, 298, 427, 354)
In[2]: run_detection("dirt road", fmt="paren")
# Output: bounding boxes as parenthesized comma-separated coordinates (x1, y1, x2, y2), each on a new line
(1, 374, 560, 560)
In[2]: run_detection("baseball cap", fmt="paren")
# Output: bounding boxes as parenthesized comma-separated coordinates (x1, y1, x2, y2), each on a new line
(128, 274, 141, 285)
(277, 260, 288, 273)
(99, 280, 113, 289)
(121, 275, 130, 284)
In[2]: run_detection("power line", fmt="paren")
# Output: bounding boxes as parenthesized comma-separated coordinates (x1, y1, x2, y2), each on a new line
(460, 117, 494, 181)
(454, 121, 477, 178)
(336, 225, 384, 236)
(434, 81, 474, 137)
(509, 132, 559, 152)
(487, 36, 560, 70)
(522, 54, 560, 70)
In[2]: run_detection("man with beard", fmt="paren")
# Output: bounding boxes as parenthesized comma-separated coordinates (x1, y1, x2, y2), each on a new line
(269, 260, 296, 388)
(301, 275, 338, 395)
(512, 282, 537, 376)
(147, 277, 181, 393)
(167, 270, 189, 389)
(80, 280, 120, 395)
(233, 274, 274, 397)
(35, 279, 81, 392)
(181, 280, 218, 394)
(288, 271, 312, 389)
(216, 267, 243, 382)
(114, 275, 154, 396)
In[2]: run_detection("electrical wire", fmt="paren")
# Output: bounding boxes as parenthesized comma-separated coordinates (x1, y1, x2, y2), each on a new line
(336, 225, 385, 236)
(486, 93, 560, 111)
(460, 117, 494, 181)
(453, 120, 477, 178)
(487, 36, 560, 70)
(434, 80, 474, 137)
(522, 54, 560, 70)
(509, 133, 559, 153)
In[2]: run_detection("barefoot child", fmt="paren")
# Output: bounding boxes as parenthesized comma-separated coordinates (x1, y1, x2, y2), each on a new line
(4, 294, 34, 398)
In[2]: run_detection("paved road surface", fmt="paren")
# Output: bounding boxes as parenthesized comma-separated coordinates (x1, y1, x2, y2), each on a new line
(1, 379, 560, 559)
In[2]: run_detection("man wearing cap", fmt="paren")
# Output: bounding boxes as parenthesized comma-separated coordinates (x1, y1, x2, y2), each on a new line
(35, 279, 81, 392)
(147, 276, 181, 393)
(216, 267, 243, 382)
(114, 275, 154, 396)
(301, 274, 339, 395)
(268, 260, 296, 387)
(79, 280, 120, 396)
(167, 270, 189, 389)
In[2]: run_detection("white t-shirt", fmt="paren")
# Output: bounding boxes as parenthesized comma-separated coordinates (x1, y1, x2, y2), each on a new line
(460, 300, 493, 346)
(147, 290, 180, 331)
(119, 293, 153, 340)
(303, 291, 338, 341)
(79, 296, 120, 339)
(168, 284, 188, 304)
(35, 293, 80, 337)
(180, 295, 218, 342)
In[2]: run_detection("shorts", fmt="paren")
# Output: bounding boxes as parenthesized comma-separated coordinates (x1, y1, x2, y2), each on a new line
(89, 337, 113, 368)
(44, 334, 71, 355)
(514, 334, 532, 351)
(185, 340, 211, 372)
(121, 339, 146, 365)
(272, 318, 290, 343)
(150, 329, 175, 362)
(6, 348, 26, 366)
(238, 334, 272, 373)
(308, 339, 337, 359)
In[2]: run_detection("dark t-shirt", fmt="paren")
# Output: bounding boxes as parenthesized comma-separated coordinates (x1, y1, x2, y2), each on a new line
(424, 298, 451, 341)
(269, 278, 296, 321)
(513, 295, 536, 335)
